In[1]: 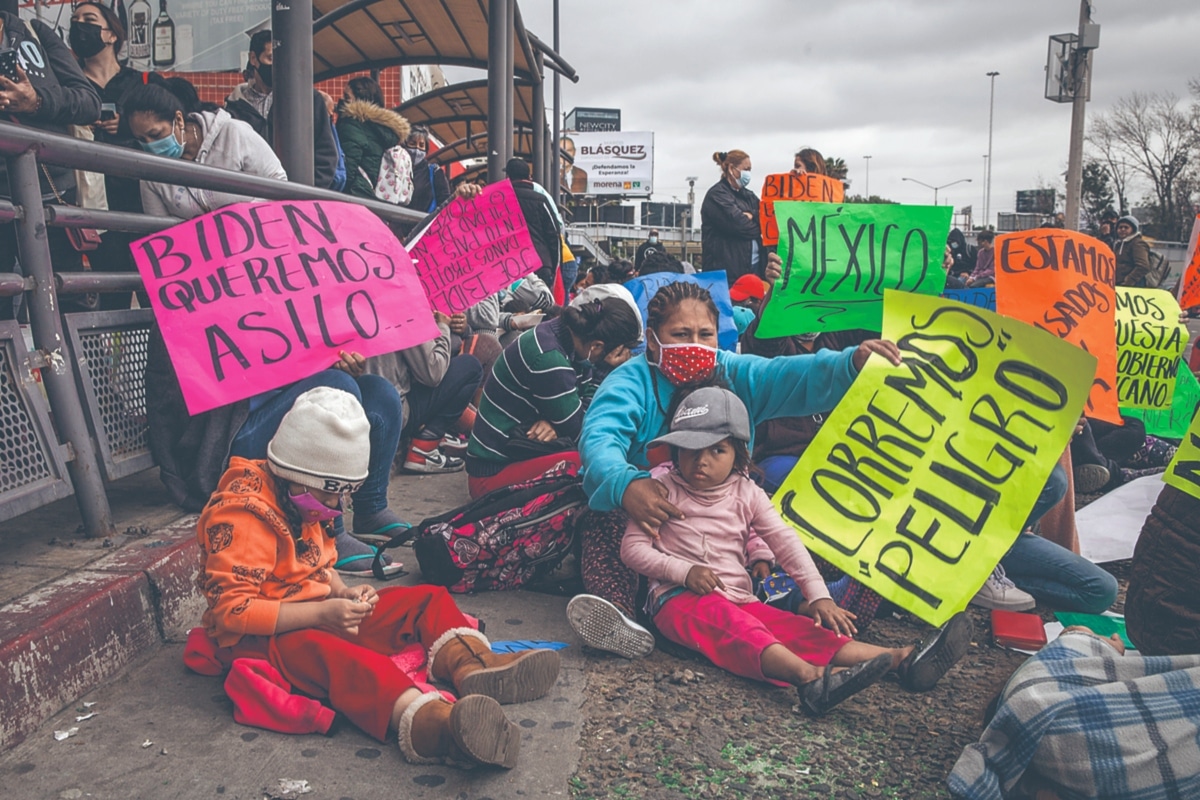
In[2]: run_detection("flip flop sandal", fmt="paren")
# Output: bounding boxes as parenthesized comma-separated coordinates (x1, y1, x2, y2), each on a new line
(898, 611, 974, 692)
(334, 552, 406, 578)
(799, 653, 892, 716)
(350, 521, 413, 547)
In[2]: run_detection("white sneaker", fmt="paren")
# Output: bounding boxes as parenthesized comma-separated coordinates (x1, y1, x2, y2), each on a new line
(566, 595, 655, 658)
(970, 565, 1036, 611)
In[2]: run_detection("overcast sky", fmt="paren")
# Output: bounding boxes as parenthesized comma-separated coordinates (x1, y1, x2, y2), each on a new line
(512, 0, 1200, 230)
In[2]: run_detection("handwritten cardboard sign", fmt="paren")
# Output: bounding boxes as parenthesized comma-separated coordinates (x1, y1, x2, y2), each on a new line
(759, 172, 845, 246)
(132, 200, 439, 415)
(773, 290, 1095, 627)
(755, 202, 951, 337)
(407, 180, 541, 314)
(941, 287, 996, 311)
(1123, 366, 1200, 439)
(1164, 407, 1200, 501)
(995, 228, 1120, 424)
(1180, 214, 1200, 310)
(1114, 288, 1187, 410)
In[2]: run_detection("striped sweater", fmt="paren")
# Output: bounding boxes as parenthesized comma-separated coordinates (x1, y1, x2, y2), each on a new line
(466, 318, 589, 476)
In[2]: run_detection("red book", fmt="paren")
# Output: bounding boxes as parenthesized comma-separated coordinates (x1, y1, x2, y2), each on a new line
(991, 609, 1048, 651)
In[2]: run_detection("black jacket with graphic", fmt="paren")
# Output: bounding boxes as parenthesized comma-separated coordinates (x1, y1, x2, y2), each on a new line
(0, 12, 101, 200)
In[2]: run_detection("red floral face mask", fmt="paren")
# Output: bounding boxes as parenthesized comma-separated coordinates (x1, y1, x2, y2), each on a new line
(649, 330, 718, 386)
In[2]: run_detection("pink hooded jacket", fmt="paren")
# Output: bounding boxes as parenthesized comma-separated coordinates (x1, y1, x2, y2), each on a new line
(621, 463, 831, 610)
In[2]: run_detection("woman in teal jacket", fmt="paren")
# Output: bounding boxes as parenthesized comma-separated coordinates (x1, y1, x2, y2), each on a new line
(336, 77, 410, 199)
(567, 260, 901, 658)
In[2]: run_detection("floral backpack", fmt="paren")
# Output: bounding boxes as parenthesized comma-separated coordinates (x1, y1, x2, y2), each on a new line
(372, 144, 414, 205)
(373, 463, 587, 592)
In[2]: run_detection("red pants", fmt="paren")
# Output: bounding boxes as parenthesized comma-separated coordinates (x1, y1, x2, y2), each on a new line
(467, 451, 581, 499)
(654, 592, 849, 683)
(227, 585, 471, 742)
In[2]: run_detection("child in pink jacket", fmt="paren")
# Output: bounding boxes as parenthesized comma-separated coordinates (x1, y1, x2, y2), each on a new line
(613, 386, 972, 715)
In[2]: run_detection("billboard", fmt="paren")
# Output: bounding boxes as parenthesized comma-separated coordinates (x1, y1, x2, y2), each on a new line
(1015, 189, 1056, 215)
(559, 132, 654, 197)
(19, 0, 268, 73)
(564, 107, 621, 132)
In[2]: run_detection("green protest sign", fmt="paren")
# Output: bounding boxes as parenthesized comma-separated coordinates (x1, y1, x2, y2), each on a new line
(1115, 288, 1187, 410)
(1164, 408, 1200, 501)
(755, 202, 951, 336)
(773, 290, 1095, 627)
(1123, 366, 1200, 439)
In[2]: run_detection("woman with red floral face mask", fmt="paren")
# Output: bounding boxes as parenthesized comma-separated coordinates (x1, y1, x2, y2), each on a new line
(566, 273, 903, 659)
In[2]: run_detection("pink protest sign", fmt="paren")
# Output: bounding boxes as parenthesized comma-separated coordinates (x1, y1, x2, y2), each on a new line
(407, 180, 542, 314)
(131, 200, 439, 415)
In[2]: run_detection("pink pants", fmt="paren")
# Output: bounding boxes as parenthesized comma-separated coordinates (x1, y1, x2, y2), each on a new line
(654, 591, 849, 683)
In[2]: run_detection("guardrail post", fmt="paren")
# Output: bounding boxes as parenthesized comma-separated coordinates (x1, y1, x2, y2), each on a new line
(7, 150, 115, 537)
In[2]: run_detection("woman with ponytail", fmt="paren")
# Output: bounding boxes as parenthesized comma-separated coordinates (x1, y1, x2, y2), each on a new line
(700, 149, 763, 284)
(465, 293, 642, 499)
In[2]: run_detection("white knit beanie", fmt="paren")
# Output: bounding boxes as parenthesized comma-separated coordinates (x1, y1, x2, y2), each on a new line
(266, 387, 370, 493)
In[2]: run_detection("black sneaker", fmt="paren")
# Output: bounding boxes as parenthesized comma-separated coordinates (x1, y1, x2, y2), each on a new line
(898, 611, 974, 692)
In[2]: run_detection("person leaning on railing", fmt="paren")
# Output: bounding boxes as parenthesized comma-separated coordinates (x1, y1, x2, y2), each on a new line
(0, 6, 101, 320)
(121, 80, 286, 220)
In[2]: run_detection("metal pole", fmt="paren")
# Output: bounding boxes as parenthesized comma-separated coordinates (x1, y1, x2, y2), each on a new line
(505, 0, 515, 165)
(981, 155, 988, 227)
(531, 53, 546, 185)
(985, 71, 999, 230)
(863, 155, 871, 199)
(272, 0, 314, 185)
(1064, 0, 1093, 232)
(7, 150, 114, 537)
(486, 0, 509, 183)
(550, 0, 561, 205)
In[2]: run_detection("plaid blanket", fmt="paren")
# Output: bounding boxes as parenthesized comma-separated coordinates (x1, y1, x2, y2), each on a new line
(949, 631, 1200, 799)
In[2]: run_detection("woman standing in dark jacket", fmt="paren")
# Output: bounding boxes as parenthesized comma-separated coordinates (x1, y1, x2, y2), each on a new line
(336, 77, 410, 199)
(1113, 215, 1152, 287)
(701, 149, 762, 283)
(0, 8, 101, 319)
(70, 1, 163, 309)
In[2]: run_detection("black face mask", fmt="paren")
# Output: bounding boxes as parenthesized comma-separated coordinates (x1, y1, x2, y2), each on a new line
(256, 63, 273, 89)
(69, 21, 108, 59)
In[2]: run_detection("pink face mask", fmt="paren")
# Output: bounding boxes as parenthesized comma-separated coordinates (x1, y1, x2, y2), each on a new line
(289, 490, 343, 523)
(649, 330, 718, 386)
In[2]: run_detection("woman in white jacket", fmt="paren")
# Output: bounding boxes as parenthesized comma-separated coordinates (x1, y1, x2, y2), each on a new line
(123, 80, 287, 220)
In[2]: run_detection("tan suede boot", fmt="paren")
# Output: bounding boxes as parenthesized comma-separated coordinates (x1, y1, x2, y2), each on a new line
(398, 692, 520, 769)
(428, 628, 561, 704)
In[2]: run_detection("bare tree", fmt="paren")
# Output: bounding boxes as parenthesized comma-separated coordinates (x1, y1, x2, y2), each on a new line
(1086, 118, 1134, 215)
(1088, 90, 1198, 239)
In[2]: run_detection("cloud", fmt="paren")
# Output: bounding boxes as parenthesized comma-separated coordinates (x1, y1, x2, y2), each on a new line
(509, 0, 1200, 228)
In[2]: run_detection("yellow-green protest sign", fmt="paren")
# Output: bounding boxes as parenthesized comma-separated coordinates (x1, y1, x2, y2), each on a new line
(1115, 288, 1187, 410)
(1164, 410, 1200, 501)
(755, 202, 951, 336)
(773, 290, 1095, 626)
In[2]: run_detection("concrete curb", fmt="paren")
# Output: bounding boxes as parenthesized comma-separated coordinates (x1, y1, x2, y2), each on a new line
(0, 516, 202, 752)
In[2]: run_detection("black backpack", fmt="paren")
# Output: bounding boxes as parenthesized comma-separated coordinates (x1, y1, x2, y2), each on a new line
(372, 465, 587, 592)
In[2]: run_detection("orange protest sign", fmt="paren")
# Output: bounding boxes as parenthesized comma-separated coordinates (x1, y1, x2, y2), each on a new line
(995, 228, 1121, 423)
(1180, 214, 1200, 310)
(759, 172, 845, 246)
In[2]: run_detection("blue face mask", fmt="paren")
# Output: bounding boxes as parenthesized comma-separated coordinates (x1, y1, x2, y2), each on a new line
(738, 170, 752, 189)
(142, 122, 184, 159)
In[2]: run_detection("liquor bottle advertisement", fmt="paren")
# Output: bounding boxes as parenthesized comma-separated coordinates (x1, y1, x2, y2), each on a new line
(16, 0, 267, 73)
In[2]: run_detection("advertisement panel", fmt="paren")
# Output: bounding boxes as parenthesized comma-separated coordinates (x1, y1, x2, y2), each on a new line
(19, 0, 267, 73)
(564, 107, 621, 132)
(559, 132, 654, 197)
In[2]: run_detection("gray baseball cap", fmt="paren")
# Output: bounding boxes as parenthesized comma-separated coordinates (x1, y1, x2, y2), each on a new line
(650, 387, 752, 450)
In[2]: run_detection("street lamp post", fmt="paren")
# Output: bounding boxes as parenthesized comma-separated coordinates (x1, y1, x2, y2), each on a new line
(682, 176, 697, 263)
(981, 155, 989, 228)
(901, 177, 973, 206)
(863, 155, 872, 199)
(985, 71, 999, 230)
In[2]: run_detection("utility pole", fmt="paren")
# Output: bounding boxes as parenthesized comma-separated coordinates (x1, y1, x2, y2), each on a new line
(863, 155, 872, 199)
(985, 71, 999, 230)
(682, 177, 696, 263)
(1064, 0, 1096, 231)
(550, 0, 561, 206)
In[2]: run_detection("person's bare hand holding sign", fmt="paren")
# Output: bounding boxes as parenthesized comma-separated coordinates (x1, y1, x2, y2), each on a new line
(852, 340, 902, 371)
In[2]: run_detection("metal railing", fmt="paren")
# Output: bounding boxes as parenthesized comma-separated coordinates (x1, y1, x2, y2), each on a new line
(0, 120, 424, 536)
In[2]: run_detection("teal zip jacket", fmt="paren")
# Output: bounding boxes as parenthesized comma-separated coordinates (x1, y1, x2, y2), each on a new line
(579, 347, 859, 512)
